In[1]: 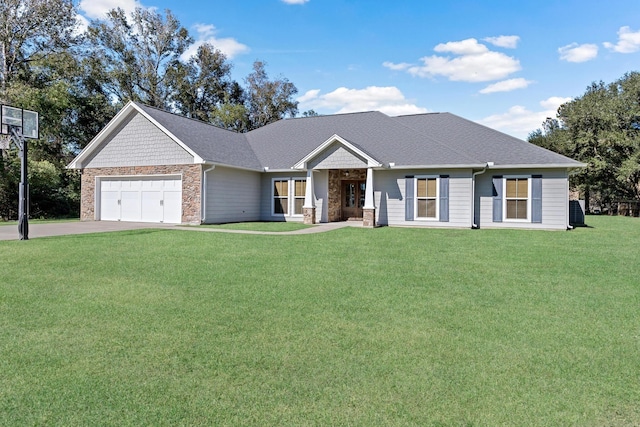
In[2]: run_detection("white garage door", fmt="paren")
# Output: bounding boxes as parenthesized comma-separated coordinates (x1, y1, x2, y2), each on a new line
(99, 177, 182, 223)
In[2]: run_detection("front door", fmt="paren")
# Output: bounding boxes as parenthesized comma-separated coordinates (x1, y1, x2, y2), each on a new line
(342, 180, 366, 220)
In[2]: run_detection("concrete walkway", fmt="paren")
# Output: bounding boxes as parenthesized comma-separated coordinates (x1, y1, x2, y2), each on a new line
(173, 221, 361, 235)
(0, 220, 362, 241)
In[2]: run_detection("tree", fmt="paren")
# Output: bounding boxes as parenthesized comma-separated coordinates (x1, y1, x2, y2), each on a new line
(169, 43, 243, 124)
(245, 61, 298, 130)
(529, 72, 640, 209)
(86, 7, 192, 108)
(0, 0, 78, 92)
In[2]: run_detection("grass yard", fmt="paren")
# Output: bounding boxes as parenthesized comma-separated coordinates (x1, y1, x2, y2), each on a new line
(1, 216, 639, 426)
(197, 221, 312, 232)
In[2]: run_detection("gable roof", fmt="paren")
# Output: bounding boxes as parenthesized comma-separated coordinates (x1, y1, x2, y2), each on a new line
(69, 101, 583, 171)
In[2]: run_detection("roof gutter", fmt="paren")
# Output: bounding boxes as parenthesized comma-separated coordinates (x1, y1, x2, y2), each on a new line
(472, 162, 493, 229)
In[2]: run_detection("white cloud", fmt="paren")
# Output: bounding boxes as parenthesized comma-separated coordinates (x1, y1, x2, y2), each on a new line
(558, 43, 598, 62)
(79, 0, 140, 19)
(181, 24, 249, 60)
(604, 26, 640, 53)
(483, 35, 520, 49)
(298, 86, 429, 116)
(479, 96, 572, 139)
(479, 78, 533, 94)
(281, 0, 309, 3)
(382, 61, 412, 71)
(297, 89, 320, 103)
(387, 38, 521, 82)
(434, 38, 489, 55)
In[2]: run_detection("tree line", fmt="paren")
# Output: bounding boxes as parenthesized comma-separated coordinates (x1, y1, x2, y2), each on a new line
(0, 0, 302, 219)
(528, 72, 640, 212)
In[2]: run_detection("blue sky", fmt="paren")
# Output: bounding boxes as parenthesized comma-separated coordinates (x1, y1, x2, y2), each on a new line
(78, 0, 640, 139)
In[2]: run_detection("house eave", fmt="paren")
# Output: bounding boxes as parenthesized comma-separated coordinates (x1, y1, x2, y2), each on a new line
(293, 134, 383, 169)
(487, 163, 587, 169)
(388, 163, 486, 170)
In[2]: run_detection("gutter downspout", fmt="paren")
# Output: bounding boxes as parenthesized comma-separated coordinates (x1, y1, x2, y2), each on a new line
(201, 165, 216, 222)
(471, 162, 492, 229)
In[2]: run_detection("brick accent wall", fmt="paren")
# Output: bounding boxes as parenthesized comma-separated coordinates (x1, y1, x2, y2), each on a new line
(80, 164, 202, 224)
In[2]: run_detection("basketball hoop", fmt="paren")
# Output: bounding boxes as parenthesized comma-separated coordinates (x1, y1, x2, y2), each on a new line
(1, 104, 39, 240)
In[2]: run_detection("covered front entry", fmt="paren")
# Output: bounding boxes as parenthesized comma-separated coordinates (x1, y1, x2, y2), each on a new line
(342, 180, 366, 220)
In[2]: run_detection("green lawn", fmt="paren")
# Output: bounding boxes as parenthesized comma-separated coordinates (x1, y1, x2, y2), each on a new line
(197, 221, 312, 232)
(1, 216, 639, 426)
(0, 217, 79, 226)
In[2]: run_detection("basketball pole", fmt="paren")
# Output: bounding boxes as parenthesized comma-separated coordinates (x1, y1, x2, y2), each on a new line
(10, 126, 28, 240)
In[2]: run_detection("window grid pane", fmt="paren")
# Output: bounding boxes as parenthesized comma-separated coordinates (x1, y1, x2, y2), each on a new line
(417, 199, 427, 217)
(427, 179, 437, 197)
(274, 198, 288, 214)
(417, 179, 427, 197)
(294, 180, 306, 197)
(294, 198, 304, 215)
(274, 180, 288, 197)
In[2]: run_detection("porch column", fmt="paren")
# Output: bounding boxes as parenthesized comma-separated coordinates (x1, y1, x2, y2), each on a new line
(363, 167, 375, 227)
(303, 169, 316, 224)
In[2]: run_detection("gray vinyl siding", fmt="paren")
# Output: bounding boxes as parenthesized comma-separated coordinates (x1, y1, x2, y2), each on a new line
(308, 142, 368, 169)
(84, 112, 193, 167)
(373, 169, 472, 227)
(477, 169, 569, 230)
(204, 166, 261, 223)
(259, 172, 308, 221)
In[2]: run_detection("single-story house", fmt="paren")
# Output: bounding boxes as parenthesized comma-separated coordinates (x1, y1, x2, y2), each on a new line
(68, 101, 584, 229)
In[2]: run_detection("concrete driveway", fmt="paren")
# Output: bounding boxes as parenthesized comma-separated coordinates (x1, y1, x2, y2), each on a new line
(0, 221, 175, 241)
(0, 220, 363, 240)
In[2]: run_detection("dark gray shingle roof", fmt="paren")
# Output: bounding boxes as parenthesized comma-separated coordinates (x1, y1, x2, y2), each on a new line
(137, 103, 582, 170)
(244, 111, 480, 169)
(138, 104, 262, 170)
(393, 113, 583, 166)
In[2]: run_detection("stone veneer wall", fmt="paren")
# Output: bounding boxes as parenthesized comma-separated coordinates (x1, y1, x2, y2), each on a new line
(328, 168, 367, 222)
(80, 164, 202, 224)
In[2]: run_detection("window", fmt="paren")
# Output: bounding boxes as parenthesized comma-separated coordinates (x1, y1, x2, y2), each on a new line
(416, 177, 438, 219)
(272, 178, 306, 216)
(505, 177, 529, 220)
(293, 179, 306, 215)
(273, 180, 288, 214)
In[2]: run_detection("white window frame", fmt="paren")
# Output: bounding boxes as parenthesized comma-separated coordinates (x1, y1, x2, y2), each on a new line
(292, 178, 306, 217)
(271, 177, 307, 217)
(503, 176, 531, 222)
(414, 175, 439, 221)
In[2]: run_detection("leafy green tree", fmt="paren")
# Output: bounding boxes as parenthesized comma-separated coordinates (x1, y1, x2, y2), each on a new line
(86, 7, 192, 108)
(169, 43, 244, 125)
(529, 72, 640, 209)
(245, 60, 298, 130)
(0, 0, 77, 92)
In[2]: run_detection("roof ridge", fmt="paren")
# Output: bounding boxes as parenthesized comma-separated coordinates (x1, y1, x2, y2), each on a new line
(134, 101, 242, 135)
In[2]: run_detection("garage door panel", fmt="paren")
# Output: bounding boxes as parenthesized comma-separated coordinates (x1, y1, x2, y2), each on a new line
(141, 191, 163, 222)
(100, 190, 120, 221)
(162, 190, 182, 223)
(120, 190, 142, 221)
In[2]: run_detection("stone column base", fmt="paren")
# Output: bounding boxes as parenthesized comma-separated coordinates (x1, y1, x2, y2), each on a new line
(363, 208, 375, 228)
(303, 207, 316, 225)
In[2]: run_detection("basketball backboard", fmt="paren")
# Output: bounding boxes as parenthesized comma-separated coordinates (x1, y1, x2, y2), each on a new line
(1, 105, 39, 139)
